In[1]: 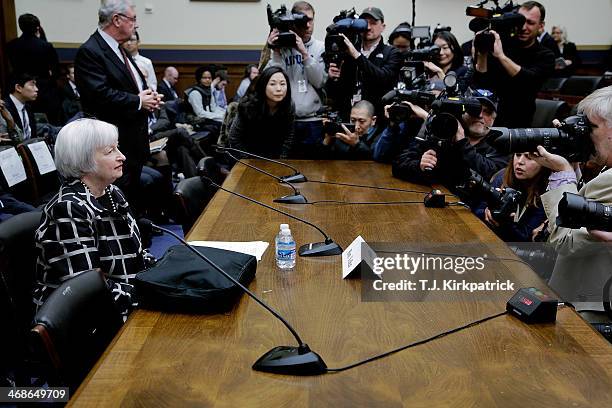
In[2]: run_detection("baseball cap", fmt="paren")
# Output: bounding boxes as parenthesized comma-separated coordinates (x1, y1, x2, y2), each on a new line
(470, 88, 498, 111)
(360, 7, 384, 22)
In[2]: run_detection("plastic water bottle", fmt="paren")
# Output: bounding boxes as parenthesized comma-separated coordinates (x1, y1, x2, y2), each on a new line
(275, 224, 296, 269)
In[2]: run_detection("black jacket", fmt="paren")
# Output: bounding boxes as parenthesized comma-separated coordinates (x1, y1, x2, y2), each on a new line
(326, 39, 402, 119)
(6, 34, 59, 80)
(157, 79, 178, 102)
(3, 96, 37, 140)
(75, 31, 149, 167)
(473, 41, 555, 128)
(228, 107, 295, 159)
(539, 33, 560, 58)
(392, 133, 509, 204)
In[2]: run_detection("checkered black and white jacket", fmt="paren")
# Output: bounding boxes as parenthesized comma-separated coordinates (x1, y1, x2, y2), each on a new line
(34, 180, 144, 316)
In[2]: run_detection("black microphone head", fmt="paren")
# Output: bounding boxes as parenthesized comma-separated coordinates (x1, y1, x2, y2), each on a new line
(138, 217, 154, 230)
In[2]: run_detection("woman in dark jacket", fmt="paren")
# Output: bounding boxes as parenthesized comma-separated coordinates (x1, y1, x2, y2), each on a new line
(551, 26, 580, 77)
(228, 66, 295, 159)
(475, 152, 551, 242)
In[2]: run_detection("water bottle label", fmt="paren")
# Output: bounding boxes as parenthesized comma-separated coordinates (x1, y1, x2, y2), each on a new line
(277, 249, 295, 260)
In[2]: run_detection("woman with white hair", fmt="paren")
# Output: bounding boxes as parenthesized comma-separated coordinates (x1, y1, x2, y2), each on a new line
(34, 118, 144, 316)
(551, 26, 579, 76)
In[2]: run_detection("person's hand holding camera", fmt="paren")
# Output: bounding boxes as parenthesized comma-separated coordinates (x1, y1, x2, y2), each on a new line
(335, 124, 359, 146)
(423, 61, 444, 79)
(340, 33, 361, 59)
(453, 119, 466, 143)
(420, 149, 438, 171)
(328, 63, 341, 79)
(532, 145, 574, 172)
(484, 206, 516, 227)
(587, 229, 612, 242)
(290, 30, 310, 60)
(489, 30, 506, 60)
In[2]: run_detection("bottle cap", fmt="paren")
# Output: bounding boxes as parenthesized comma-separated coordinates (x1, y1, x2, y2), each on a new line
(280, 223, 289, 230)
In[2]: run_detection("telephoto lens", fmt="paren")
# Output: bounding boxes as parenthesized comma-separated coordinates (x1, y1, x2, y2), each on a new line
(488, 115, 594, 162)
(557, 192, 612, 231)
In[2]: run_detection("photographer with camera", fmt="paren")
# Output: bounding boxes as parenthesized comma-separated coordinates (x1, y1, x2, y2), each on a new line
(373, 101, 428, 163)
(265, 2, 326, 156)
(472, 1, 554, 128)
(318, 100, 379, 160)
(392, 89, 508, 205)
(388, 22, 413, 56)
(325, 7, 402, 121)
(474, 152, 551, 241)
(532, 86, 612, 317)
(424, 31, 467, 83)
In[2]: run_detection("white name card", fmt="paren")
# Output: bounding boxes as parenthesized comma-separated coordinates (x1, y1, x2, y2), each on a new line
(342, 235, 377, 279)
(27, 141, 56, 175)
(0, 148, 27, 187)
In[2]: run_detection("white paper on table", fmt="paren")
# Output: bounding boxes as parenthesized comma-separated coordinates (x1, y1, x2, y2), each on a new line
(27, 141, 56, 175)
(0, 147, 27, 187)
(188, 241, 269, 261)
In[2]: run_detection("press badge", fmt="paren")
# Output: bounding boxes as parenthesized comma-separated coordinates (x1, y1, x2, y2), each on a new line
(351, 89, 362, 105)
(297, 79, 308, 93)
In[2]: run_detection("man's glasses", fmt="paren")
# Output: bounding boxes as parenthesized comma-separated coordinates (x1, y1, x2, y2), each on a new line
(116, 13, 137, 23)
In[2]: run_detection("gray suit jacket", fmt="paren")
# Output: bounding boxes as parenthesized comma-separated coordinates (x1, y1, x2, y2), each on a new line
(541, 168, 612, 311)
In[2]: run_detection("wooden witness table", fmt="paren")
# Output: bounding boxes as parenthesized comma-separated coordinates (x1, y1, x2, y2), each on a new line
(70, 161, 612, 407)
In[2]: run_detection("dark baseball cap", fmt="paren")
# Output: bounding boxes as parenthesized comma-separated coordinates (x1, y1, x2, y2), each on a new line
(470, 88, 498, 112)
(360, 7, 384, 22)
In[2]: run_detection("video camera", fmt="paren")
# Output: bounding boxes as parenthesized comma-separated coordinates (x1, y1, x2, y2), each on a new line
(466, 0, 525, 53)
(323, 8, 368, 67)
(418, 74, 483, 151)
(462, 169, 522, 221)
(557, 192, 612, 232)
(267, 4, 310, 49)
(488, 115, 594, 162)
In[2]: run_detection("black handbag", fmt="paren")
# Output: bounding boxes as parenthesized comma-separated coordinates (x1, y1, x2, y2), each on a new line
(135, 245, 257, 313)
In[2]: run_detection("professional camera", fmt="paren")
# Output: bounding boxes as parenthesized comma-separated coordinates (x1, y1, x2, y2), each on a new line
(557, 192, 612, 232)
(462, 169, 522, 221)
(405, 45, 441, 63)
(267, 4, 310, 49)
(488, 115, 595, 162)
(382, 89, 436, 123)
(323, 8, 368, 67)
(320, 110, 356, 135)
(419, 74, 483, 151)
(466, 1, 525, 53)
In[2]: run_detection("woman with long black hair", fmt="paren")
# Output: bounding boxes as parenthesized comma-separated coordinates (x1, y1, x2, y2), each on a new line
(229, 66, 295, 159)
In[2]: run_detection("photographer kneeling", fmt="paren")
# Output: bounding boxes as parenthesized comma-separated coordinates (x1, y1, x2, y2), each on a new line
(474, 152, 550, 241)
(392, 89, 508, 206)
(319, 100, 379, 160)
(533, 85, 612, 319)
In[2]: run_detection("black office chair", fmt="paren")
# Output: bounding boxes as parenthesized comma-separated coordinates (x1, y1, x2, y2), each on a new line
(173, 176, 215, 234)
(30, 269, 123, 391)
(531, 99, 570, 128)
(17, 138, 61, 206)
(540, 77, 568, 93)
(0, 211, 43, 384)
(0, 145, 37, 205)
(560, 76, 603, 96)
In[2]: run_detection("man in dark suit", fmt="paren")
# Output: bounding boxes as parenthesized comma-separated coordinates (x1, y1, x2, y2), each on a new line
(74, 0, 162, 208)
(538, 27, 560, 58)
(157, 66, 180, 102)
(4, 73, 38, 141)
(6, 13, 61, 124)
(61, 65, 82, 121)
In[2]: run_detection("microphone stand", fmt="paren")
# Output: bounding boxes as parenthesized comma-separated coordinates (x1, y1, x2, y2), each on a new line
(200, 175, 343, 257)
(221, 150, 307, 204)
(217, 146, 307, 183)
(143, 220, 328, 375)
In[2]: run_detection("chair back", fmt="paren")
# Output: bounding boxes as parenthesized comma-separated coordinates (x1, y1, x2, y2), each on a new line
(532, 99, 570, 128)
(17, 138, 60, 205)
(0, 145, 36, 204)
(560, 76, 603, 96)
(0, 211, 42, 380)
(173, 176, 214, 234)
(30, 269, 123, 389)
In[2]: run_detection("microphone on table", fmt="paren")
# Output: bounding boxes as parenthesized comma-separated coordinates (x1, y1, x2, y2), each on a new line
(216, 150, 307, 204)
(216, 146, 307, 183)
(197, 166, 342, 257)
(138, 218, 328, 375)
